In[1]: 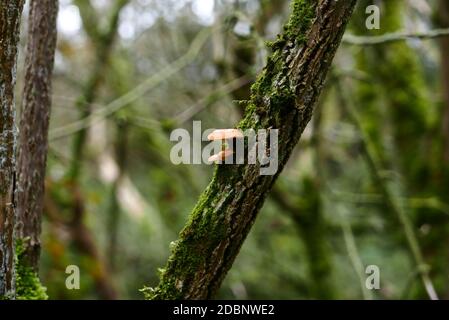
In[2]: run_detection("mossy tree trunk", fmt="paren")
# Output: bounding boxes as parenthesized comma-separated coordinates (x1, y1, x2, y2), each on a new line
(222, 0, 336, 299)
(16, 0, 58, 274)
(146, 0, 357, 300)
(0, 0, 24, 298)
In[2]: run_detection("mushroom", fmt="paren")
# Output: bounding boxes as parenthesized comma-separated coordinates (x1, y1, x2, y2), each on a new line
(207, 129, 244, 141)
(207, 149, 234, 163)
(207, 129, 244, 163)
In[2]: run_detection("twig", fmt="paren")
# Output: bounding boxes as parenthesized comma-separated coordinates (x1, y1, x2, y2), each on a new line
(49, 28, 211, 141)
(343, 28, 449, 45)
(338, 207, 373, 300)
(329, 190, 449, 217)
(173, 75, 252, 124)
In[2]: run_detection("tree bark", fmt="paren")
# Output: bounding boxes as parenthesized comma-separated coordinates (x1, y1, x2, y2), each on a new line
(147, 0, 357, 300)
(16, 0, 58, 273)
(0, 0, 24, 297)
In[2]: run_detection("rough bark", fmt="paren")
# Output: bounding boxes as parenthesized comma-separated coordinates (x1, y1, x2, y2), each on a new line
(147, 0, 357, 300)
(0, 0, 24, 297)
(16, 0, 58, 273)
(224, 0, 335, 299)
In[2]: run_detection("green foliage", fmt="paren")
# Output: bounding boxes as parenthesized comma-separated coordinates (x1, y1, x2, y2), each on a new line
(25, 0, 449, 300)
(284, 0, 316, 41)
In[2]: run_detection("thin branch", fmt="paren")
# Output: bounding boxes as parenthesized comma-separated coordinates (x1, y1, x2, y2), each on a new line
(343, 28, 449, 45)
(173, 75, 252, 124)
(329, 190, 449, 217)
(338, 208, 373, 300)
(49, 28, 211, 141)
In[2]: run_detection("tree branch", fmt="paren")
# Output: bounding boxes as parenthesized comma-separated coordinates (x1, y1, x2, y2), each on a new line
(343, 28, 449, 45)
(146, 0, 357, 300)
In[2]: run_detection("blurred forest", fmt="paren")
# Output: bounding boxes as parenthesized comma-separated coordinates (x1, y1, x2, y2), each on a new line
(2, 0, 449, 299)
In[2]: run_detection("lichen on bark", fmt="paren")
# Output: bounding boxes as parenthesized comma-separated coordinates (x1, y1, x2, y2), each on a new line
(0, 0, 25, 298)
(144, 0, 357, 300)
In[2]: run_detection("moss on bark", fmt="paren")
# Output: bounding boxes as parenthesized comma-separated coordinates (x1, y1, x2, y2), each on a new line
(14, 239, 48, 300)
(0, 0, 25, 298)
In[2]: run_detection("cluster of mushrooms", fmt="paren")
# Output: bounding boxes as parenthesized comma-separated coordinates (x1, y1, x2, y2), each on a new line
(207, 129, 244, 163)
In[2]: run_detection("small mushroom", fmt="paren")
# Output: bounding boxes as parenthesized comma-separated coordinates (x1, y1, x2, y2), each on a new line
(207, 149, 234, 163)
(207, 129, 243, 141)
(207, 129, 243, 164)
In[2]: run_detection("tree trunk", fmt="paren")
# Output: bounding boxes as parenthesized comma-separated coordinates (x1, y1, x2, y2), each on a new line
(16, 0, 58, 273)
(46, 0, 129, 299)
(68, 0, 128, 181)
(0, 0, 24, 298)
(147, 0, 357, 300)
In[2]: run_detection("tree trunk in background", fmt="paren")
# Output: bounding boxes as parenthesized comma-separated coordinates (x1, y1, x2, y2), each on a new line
(16, 0, 58, 272)
(439, 0, 449, 163)
(147, 0, 357, 300)
(69, 0, 128, 180)
(351, 0, 429, 187)
(437, 0, 449, 299)
(107, 120, 128, 271)
(0, 0, 24, 297)
(47, 0, 128, 299)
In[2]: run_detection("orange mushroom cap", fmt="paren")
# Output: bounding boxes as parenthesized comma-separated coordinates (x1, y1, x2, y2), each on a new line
(207, 129, 243, 141)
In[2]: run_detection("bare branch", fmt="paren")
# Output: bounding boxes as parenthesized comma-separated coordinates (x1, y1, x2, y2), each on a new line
(343, 28, 449, 45)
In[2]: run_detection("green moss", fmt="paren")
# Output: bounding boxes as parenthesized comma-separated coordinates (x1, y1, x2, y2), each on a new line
(237, 0, 316, 132)
(15, 239, 48, 300)
(284, 0, 315, 41)
(143, 174, 232, 299)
